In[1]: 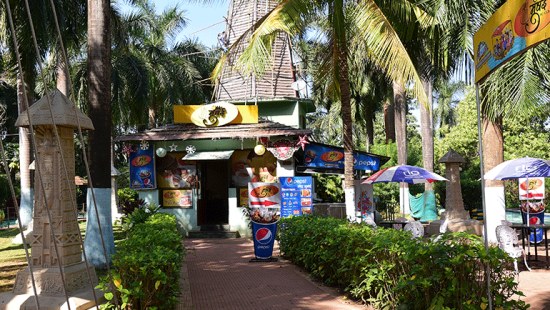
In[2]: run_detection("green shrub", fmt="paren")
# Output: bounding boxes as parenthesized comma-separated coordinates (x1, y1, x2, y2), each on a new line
(98, 213, 186, 310)
(277, 216, 528, 310)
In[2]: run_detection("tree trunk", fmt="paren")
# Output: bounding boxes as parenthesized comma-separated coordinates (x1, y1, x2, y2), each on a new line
(482, 114, 505, 243)
(56, 52, 71, 96)
(393, 81, 407, 166)
(393, 81, 408, 215)
(384, 99, 395, 144)
(84, 0, 115, 268)
(420, 79, 434, 191)
(363, 96, 374, 153)
(17, 75, 34, 228)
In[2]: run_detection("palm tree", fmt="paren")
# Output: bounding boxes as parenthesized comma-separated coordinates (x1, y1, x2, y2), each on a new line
(212, 0, 429, 219)
(84, 0, 115, 268)
(433, 80, 466, 135)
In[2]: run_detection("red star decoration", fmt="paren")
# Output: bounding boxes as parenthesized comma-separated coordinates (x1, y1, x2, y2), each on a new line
(122, 144, 136, 156)
(296, 135, 309, 151)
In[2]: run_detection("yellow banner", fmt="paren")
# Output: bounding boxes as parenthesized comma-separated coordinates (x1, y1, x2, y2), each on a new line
(174, 104, 258, 125)
(474, 0, 550, 83)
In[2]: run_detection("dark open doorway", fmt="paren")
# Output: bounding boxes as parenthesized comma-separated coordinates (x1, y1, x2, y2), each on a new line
(197, 160, 229, 225)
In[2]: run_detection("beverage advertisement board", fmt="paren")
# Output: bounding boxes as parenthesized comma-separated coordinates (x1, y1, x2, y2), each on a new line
(280, 177, 313, 217)
(303, 144, 380, 171)
(129, 145, 156, 189)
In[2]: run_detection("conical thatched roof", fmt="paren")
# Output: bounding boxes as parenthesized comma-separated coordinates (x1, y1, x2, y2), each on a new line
(15, 88, 94, 130)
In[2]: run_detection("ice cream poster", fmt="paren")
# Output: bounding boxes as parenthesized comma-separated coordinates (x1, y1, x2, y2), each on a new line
(280, 177, 313, 217)
(129, 145, 156, 189)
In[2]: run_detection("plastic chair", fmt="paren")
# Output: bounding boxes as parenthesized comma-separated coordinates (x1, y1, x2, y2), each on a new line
(496, 225, 531, 273)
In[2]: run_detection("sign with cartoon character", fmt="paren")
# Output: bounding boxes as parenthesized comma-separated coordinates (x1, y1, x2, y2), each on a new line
(354, 181, 375, 222)
(474, 0, 550, 83)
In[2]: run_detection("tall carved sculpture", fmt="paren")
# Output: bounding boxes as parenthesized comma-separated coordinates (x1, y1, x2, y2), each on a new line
(0, 89, 101, 309)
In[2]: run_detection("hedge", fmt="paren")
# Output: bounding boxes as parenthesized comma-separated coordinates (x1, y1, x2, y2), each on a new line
(98, 213, 186, 310)
(277, 216, 528, 310)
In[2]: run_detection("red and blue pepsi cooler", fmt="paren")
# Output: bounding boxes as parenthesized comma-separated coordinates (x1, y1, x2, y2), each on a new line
(523, 211, 544, 243)
(252, 221, 278, 259)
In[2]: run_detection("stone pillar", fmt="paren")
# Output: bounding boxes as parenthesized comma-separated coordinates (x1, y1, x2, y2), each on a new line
(0, 89, 102, 309)
(439, 149, 483, 236)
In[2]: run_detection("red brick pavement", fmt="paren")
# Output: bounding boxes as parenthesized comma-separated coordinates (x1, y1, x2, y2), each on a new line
(178, 238, 370, 310)
(177, 238, 550, 310)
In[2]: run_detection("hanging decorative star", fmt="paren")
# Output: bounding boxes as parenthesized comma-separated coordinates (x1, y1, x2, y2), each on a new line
(186, 145, 196, 154)
(122, 144, 136, 156)
(169, 143, 178, 152)
(140, 140, 149, 150)
(296, 135, 309, 151)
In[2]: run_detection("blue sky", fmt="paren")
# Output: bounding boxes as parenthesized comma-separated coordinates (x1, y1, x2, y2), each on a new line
(118, 0, 229, 48)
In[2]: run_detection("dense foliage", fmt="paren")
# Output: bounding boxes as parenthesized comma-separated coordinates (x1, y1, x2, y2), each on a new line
(277, 216, 528, 310)
(97, 213, 186, 310)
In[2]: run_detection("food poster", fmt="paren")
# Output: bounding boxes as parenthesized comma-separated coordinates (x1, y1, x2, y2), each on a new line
(303, 144, 380, 171)
(519, 177, 545, 200)
(163, 190, 193, 208)
(155, 152, 198, 189)
(280, 177, 313, 217)
(230, 150, 277, 187)
(129, 145, 156, 189)
(238, 188, 249, 206)
(354, 181, 375, 221)
(248, 182, 281, 216)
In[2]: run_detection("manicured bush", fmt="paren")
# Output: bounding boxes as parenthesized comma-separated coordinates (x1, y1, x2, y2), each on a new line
(277, 216, 528, 310)
(98, 213, 186, 309)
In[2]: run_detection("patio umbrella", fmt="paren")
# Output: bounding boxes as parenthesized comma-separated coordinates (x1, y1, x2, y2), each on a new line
(363, 165, 448, 218)
(484, 157, 550, 231)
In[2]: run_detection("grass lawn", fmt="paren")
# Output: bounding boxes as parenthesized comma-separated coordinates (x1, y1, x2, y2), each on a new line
(0, 221, 125, 293)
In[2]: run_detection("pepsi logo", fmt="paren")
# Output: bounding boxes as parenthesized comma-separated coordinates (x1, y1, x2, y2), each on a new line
(255, 228, 273, 244)
(286, 178, 293, 185)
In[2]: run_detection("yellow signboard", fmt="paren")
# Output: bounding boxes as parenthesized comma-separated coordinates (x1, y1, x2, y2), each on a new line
(474, 0, 550, 83)
(174, 104, 258, 125)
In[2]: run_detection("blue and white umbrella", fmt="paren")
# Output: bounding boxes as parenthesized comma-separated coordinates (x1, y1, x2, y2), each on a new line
(362, 165, 448, 184)
(483, 157, 550, 180)
(484, 157, 550, 235)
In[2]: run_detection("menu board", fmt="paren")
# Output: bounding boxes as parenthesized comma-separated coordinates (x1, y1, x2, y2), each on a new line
(163, 190, 193, 208)
(280, 177, 313, 217)
(129, 145, 156, 189)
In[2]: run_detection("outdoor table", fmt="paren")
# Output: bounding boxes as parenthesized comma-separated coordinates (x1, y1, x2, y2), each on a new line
(510, 224, 550, 268)
(379, 221, 405, 229)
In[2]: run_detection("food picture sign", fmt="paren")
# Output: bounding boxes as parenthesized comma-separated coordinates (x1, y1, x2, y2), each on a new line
(129, 145, 156, 189)
(248, 182, 281, 223)
(163, 189, 193, 208)
(280, 177, 313, 217)
(303, 144, 380, 171)
(519, 177, 545, 200)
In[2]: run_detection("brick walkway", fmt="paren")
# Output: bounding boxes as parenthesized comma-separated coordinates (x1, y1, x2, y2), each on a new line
(178, 238, 370, 310)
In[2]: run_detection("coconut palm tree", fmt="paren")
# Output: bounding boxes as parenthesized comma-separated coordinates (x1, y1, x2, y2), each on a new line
(84, 0, 115, 268)
(432, 80, 466, 133)
(212, 0, 430, 219)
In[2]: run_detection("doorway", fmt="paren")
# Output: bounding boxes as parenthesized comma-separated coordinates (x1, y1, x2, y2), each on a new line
(197, 160, 229, 225)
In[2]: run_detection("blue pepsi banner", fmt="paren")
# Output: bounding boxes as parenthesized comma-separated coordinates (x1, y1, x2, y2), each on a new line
(280, 177, 313, 217)
(303, 144, 380, 171)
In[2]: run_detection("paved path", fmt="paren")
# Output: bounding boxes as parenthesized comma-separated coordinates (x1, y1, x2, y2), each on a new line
(177, 238, 550, 310)
(178, 238, 369, 310)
